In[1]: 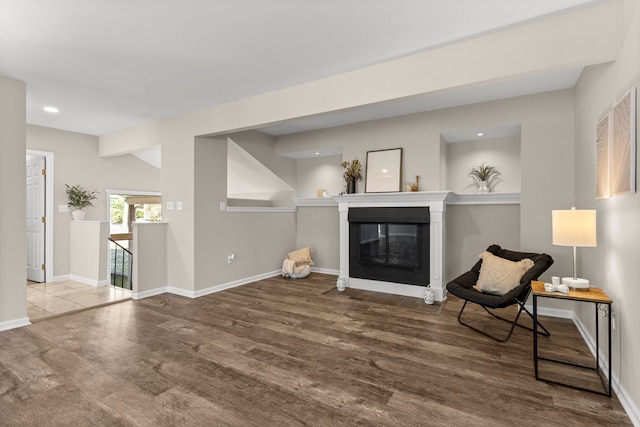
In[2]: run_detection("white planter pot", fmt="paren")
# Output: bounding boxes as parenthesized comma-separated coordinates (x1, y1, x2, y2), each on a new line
(72, 210, 85, 221)
(478, 181, 490, 193)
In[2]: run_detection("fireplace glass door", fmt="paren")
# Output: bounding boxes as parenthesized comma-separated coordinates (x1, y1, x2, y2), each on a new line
(358, 223, 421, 269)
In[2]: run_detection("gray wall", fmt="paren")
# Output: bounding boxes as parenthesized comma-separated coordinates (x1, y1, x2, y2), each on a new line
(446, 136, 521, 193)
(445, 205, 520, 281)
(26, 125, 162, 278)
(295, 207, 340, 271)
(572, 0, 640, 410)
(194, 137, 297, 290)
(0, 76, 27, 325)
(295, 155, 343, 198)
(280, 89, 574, 283)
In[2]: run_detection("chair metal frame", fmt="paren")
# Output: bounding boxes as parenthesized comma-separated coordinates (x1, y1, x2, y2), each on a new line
(456, 287, 551, 342)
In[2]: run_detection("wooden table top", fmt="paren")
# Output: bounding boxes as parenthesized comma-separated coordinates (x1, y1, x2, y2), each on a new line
(532, 280, 612, 304)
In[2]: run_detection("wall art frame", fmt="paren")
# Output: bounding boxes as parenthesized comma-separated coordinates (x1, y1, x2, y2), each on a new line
(365, 148, 403, 193)
(596, 86, 636, 199)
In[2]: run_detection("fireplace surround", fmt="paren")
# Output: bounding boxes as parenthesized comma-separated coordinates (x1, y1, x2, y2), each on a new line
(335, 192, 450, 302)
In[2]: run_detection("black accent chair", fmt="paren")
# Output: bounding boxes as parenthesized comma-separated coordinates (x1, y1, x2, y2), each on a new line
(446, 244, 554, 342)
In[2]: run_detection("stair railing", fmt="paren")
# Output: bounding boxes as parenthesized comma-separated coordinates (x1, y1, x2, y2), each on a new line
(108, 237, 132, 290)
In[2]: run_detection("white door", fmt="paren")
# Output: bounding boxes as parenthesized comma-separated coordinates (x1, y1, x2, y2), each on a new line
(26, 155, 46, 282)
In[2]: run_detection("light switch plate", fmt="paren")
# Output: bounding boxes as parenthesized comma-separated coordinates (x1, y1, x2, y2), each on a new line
(166, 201, 174, 210)
(176, 201, 183, 210)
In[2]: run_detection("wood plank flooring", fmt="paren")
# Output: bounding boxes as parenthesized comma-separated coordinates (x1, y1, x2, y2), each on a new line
(0, 273, 631, 426)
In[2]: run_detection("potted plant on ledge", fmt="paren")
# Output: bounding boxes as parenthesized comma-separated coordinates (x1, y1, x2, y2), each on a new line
(341, 159, 362, 194)
(469, 162, 500, 193)
(65, 184, 98, 221)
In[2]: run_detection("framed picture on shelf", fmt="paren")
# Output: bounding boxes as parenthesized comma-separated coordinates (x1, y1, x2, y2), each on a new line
(365, 148, 403, 193)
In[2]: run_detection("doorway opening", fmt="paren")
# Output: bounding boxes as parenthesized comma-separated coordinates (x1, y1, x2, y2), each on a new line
(106, 189, 162, 289)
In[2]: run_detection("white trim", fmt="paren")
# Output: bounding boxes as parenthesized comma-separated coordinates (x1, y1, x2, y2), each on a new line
(132, 269, 335, 300)
(54, 274, 70, 282)
(293, 198, 338, 207)
(166, 286, 195, 298)
(226, 206, 296, 213)
(132, 287, 167, 300)
(336, 191, 449, 302)
(572, 314, 640, 426)
(616, 385, 640, 427)
(26, 149, 55, 283)
(334, 191, 452, 206)
(104, 188, 162, 197)
(446, 192, 521, 205)
(0, 317, 31, 332)
(524, 304, 574, 319)
(69, 274, 108, 287)
(295, 192, 521, 207)
(348, 277, 446, 301)
(195, 270, 281, 297)
(528, 305, 639, 425)
(311, 267, 339, 276)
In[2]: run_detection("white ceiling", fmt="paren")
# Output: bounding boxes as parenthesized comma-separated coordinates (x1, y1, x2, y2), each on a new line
(0, 0, 598, 137)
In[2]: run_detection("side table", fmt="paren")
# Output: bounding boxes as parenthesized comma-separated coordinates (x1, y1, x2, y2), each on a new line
(531, 280, 612, 396)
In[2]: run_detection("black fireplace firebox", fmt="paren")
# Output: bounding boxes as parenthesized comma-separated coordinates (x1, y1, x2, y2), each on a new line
(348, 207, 430, 286)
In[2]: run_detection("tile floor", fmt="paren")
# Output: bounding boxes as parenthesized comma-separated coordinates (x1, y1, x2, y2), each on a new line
(27, 280, 131, 322)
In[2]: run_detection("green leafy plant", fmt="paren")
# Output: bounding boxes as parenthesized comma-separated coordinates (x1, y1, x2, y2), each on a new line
(341, 159, 362, 181)
(65, 184, 99, 210)
(469, 162, 500, 184)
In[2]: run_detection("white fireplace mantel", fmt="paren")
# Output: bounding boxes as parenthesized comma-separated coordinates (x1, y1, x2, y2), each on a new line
(334, 191, 453, 302)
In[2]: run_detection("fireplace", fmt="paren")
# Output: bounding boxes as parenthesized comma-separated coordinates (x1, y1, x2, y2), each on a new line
(336, 192, 449, 302)
(349, 207, 429, 286)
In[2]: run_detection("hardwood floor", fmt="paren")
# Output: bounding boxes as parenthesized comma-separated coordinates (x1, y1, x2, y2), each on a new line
(0, 274, 631, 426)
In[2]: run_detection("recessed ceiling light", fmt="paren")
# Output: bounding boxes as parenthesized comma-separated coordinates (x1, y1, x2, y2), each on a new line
(43, 106, 59, 113)
(315, 152, 320, 155)
(476, 132, 484, 137)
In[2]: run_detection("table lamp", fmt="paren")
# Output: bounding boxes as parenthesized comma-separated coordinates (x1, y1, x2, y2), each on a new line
(552, 207, 597, 289)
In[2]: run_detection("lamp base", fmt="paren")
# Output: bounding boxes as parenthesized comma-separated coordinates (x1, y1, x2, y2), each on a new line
(561, 277, 590, 289)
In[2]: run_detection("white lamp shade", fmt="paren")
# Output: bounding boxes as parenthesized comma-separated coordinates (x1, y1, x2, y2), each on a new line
(552, 209, 597, 247)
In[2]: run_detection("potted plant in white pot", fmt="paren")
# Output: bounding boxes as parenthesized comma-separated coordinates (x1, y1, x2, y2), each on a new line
(65, 184, 98, 221)
(469, 162, 500, 193)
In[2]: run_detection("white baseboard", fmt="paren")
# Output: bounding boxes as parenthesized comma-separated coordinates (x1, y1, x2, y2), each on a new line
(131, 271, 283, 300)
(311, 267, 339, 276)
(189, 270, 281, 298)
(69, 275, 108, 287)
(131, 287, 168, 300)
(572, 314, 640, 427)
(526, 304, 639, 426)
(349, 277, 444, 301)
(523, 304, 574, 319)
(131, 269, 335, 301)
(54, 274, 70, 282)
(0, 317, 31, 332)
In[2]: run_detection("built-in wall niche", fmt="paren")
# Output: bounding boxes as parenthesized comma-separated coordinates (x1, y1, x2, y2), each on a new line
(441, 124, 521, 193)
(226, 137, 295, 208)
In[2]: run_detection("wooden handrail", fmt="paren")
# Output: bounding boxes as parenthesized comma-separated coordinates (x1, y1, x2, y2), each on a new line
(110, 232, 133, 241)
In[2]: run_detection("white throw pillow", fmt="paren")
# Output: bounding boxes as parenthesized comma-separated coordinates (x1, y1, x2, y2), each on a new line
(473, 251, 534, 295)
